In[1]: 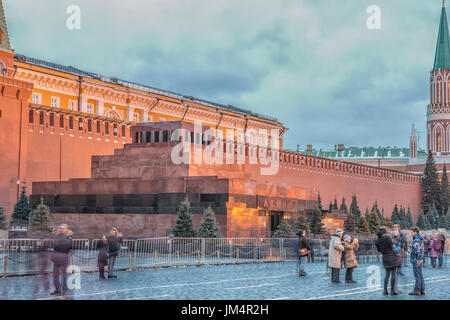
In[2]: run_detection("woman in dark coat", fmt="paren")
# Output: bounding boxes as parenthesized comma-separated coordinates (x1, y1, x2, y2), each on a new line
(97, 235, 108, 280)
(297, 230, 311, 276)
(375, 228, 399, 296)
(106, 228, 123, 278)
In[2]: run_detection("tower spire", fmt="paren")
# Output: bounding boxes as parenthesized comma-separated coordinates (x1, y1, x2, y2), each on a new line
(434, 4, 450, 69)
(0, 0, 12, 52)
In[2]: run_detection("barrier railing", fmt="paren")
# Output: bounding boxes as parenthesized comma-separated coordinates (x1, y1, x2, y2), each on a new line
(0, 237, 448, 277)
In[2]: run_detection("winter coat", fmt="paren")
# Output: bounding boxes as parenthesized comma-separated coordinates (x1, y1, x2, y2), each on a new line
(50, 234, 73, 265)
(297, 236, 311, 257)
(328, 234, 344, 269)
(375, 229, 397, 269)
(97, 241, 108, 266)
(107, 235, 123, 257)
(429, 238, 441, 258)
(410, 233, 425, 266)
(439, 235, 446, 255)
(343, 239, 359, 269)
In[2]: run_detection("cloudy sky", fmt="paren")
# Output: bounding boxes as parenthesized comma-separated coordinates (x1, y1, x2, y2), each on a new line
(4, 0, 444, 151)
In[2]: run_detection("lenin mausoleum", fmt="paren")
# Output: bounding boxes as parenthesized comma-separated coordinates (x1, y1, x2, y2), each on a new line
(5, 1, 450, 238)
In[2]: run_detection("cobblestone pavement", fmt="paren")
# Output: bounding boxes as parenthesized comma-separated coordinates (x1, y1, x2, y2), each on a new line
(0, 260, 449, 300)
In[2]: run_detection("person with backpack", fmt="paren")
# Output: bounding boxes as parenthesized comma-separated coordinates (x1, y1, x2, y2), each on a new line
(296, 229, 310, 276)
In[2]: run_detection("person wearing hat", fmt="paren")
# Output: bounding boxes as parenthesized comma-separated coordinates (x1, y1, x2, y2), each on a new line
(342, 234, 359, 283)
(328, 228, 344, 283)
(106, 227, 123, 279)
(409, 226, 425, 296)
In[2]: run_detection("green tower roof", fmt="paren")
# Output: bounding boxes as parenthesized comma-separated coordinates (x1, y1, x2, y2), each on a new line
(0, 0, 12, 52)
(434, 5, 450, 70)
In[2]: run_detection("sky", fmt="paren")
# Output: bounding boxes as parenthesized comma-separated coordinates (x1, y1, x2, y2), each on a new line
(3, 0, 443, 151)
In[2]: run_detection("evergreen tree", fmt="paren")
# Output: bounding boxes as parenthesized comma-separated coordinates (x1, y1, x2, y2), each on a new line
(447, 209, 450, 229)
(328, 202, 333, 213)
(416, 210, 431, 230)
(358, 216, 370, 235)
(349, 194, 361, 231)
(428, 202, 439, 230)
(406, 207, 414, 228)
(309, 208, 326, 234)
(29, 196, 53, 234)
(339, 197, 348, 214)
(399, 206, 407, 229)
(172, 196, 197, 237)
(197, 205, 222, 238)
(421, 152, 441, 214)
(438, 214, 448, 229)
(273, 217, 293, 238)
(11, 185, 32, 226)
(391, 204, 400, 225)
(294, 213, 310, 234)
(367, 209, 381, 234)
(439, 163, 449, 215)
(317, 193, 323, 212)
(364, 207, 370, 221)
(0, 204, 7, 230)
(344, 211, 356, 233)
(333, 197, 339, 210)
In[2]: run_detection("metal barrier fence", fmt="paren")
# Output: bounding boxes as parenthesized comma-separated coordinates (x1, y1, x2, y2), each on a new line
(0, 237, 449, 277)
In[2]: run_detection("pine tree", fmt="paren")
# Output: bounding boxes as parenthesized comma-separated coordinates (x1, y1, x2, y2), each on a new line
(399, 206, 407, 229)
(438, 214, 448, 229)
(309, 208, 326, 234)
(447, 209, 450, 229)
(344, 211, 356, 233)
(29, 196, 53, 234)
(273, 217, 293, 238)
(421, 152, 441, 214)
(197, 205, 221, 238)
(364, 207, 370, 221)
(333, 197, 339, 210)
(406, 207, 414, 228)
(172, 196, 197, 237)
(328, 202, 333, 213)
(294, 213, 310, 234)
(349, 194, 361, 231)
(358, 216, 370, 235)
(317, 193, 323, 212)
(428, 202, 439, 230)
(416, 210, 431, 230)
(11, 185, 32, 226)
(368, 209, 381, 234)
(339, 197, 348, 214)
(0, 204, 7, 230)
(371, 201, 384, 225)
(439, 163, 449, 215)
(391, 204, 400, 225)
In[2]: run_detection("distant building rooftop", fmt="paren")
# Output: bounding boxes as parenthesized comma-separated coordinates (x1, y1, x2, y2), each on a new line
(295, 146, 427, 159)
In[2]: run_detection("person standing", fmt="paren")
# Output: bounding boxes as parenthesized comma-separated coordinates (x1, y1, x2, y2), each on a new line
(429, 231, 441, 268)
(328, 228, 344, 283)
(375, 228, 399, 296)
(391, 229, 403, 293)
(409, 226, 425, 296)
(392, 223, 407, 275)
(438, 229, 446, 268)
(297, 229, 310, 276)
(342, 234, 359, 283)
(107, 227, 123, 279)
(97, 235, 108, 280)
(50, 224, 73, 296)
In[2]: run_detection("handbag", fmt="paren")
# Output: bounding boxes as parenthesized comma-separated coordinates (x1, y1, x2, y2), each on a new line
(298, 248, 308, 256)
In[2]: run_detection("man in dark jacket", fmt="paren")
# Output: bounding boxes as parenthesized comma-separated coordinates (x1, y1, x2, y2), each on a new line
(375, 228, 399, 296)
(107, 228, 123, 278)
(409, 227, 425, 296)
(297, 230, 310, 276)
(50, 224, 73, 296)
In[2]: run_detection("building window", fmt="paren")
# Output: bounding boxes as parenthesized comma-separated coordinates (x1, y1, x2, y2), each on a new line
(88, 119, 92, 132)
(78, 119, 83, 131)
(29, 110, 34, 123)
(97, 121, 101, 134)
(50, 113, 55, 127)
(133, 112, 139, 123)
(105, 122, 109, 135)
(60, 116, 64, 129)
(69, 116, 74, 130)
(51, 96, 60, 108)
(39, 111, 44, 125)
(32, 93, 41, 105)
(68, 100, 77, 111)
(113, 124, 117, 136)
(87, 103, 94, 114)
(121, 125, 126, 137)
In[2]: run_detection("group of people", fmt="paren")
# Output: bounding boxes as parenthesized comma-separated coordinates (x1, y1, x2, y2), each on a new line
(296, 223, 447, 297)
(48, 224, 124, 297)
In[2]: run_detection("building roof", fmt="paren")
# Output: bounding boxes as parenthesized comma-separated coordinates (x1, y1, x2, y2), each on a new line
(434, 5, 450, 70)
(14, 54, 280, 124)
(0, 0, 12, 52)
(297, 146, 427, 159)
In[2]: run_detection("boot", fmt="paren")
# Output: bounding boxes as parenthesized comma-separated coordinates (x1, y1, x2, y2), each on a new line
(420, 290, 425, 295)
(390, 286, 399, 295)
(383, 288, 389, 296)
(409, 288, 421, 296)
